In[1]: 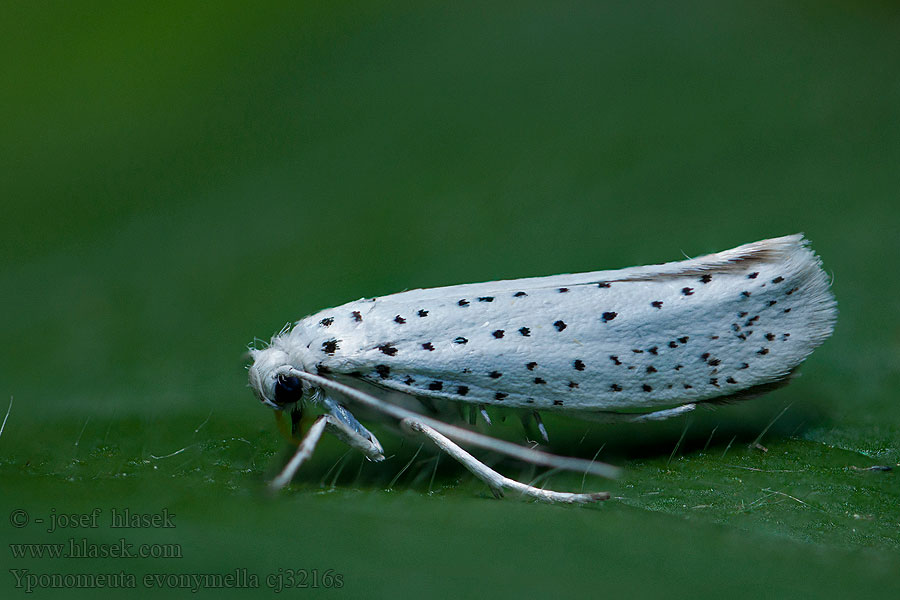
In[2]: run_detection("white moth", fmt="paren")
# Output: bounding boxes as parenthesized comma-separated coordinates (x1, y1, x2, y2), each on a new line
(248, 234, 836, 502)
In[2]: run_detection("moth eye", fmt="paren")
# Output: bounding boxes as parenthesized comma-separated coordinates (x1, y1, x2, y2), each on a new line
(274, 375, 303, 406)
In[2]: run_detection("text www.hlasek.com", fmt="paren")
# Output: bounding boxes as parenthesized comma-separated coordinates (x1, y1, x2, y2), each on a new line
(9, 538, 182, 559)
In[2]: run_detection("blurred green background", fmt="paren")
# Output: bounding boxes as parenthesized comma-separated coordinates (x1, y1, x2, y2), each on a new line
(2, 1, 899, 597)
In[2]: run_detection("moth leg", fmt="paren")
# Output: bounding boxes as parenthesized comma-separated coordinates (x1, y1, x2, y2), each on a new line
(270, 414, 328, 492)
(270, 413, 385, 492)
(322, 411, 385, 462)
(400, 418, 609, 504)
(322, 396, 385, 457)
(629, 403, 696, 422)
(523, 411, 550, 442)
(573, 403, 696, 423)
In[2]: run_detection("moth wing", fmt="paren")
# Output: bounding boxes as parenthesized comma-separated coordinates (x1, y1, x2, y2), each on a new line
(310, 234, 835, 413)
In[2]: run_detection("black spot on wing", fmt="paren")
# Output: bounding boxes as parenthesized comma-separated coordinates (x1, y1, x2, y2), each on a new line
(377, 343, 398, 356)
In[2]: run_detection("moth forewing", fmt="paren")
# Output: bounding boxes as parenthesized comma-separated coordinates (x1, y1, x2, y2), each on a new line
(293, 233, 834, 413)
(249, 234, 836, 501)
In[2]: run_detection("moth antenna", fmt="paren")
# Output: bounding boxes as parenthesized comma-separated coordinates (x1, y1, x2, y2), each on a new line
(285, 369, 620, 479)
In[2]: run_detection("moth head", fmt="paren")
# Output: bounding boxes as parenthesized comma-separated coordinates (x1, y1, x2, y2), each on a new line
(248, 347, 307, 409)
